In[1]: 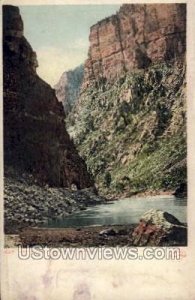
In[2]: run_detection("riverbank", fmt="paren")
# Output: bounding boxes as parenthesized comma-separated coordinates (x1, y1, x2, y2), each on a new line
(5, 217, 187, 248)
(104, 189, 176, 201)
(4, 167, 187, 242)
(106, 190, 174, 201)
(4, 167, 105, 234)
(5, 225, 135, 248)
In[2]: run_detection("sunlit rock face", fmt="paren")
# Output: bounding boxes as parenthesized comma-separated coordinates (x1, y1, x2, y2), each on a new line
(3, 5, 94, 189)
(82, 3, 186, 88)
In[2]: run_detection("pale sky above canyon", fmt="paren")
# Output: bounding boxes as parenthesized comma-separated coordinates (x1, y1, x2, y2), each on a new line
(19, 5, 120, 87)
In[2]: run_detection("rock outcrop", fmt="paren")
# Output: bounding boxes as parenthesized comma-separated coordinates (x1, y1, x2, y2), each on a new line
(54, 65, 84, 114)
(3, 5, 93, 189)
(67, 3, 186, 196)
(83, 3, 186, 88)
(132, 209, 187, 246)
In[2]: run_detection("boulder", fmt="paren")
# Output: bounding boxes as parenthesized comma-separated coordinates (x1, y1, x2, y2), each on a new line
(132, 209, 187, 246)
(99, 228, 117, 236)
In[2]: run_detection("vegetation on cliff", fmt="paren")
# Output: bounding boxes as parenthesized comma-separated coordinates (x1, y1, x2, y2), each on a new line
(67, 60, 186, 196)
(64, 4, 186, 197)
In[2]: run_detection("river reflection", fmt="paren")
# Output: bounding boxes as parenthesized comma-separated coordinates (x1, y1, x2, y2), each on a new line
(47, 195, 187, 228)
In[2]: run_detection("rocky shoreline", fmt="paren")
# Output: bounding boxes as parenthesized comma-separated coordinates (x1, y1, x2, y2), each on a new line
(5, 215, 187, 248)
(4, 167, 105, 234)
(3, 5, 187, 250)
(5, 195, 187, 248)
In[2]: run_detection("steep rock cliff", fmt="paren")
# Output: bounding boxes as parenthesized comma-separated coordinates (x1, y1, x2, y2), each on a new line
(3, 5, 93, 189)
(67, 4, 186, 196)
(54, 65, 84, 114)
(83, 3, 186, 88)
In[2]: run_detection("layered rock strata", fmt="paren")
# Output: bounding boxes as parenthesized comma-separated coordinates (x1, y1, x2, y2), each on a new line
(83, 3, 186, 88)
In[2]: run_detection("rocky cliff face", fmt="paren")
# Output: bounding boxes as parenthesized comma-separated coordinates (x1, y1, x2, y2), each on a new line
(3, 5, 93, 189)
(83, 3, 186, 88)
(54, 65, 84, 114)
(67, 4, 186, 197)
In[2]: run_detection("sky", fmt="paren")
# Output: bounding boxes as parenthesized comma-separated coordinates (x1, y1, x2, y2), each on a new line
(19, 5, 120, 87)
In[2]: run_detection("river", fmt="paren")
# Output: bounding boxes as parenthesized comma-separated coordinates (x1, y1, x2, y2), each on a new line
(47, 195, 187, 228)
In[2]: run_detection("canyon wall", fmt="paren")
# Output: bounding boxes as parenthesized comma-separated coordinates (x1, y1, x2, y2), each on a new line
(3, 5, 93, 189)
(67, 4, 186, 196)
(83, 3, 186, 88)
(54, 65, 84, 114)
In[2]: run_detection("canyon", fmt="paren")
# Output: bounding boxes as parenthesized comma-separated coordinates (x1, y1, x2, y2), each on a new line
(3, 4, 187, 248)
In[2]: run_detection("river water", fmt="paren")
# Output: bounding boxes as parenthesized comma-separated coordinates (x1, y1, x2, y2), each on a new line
(47, 195, 187, 228)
